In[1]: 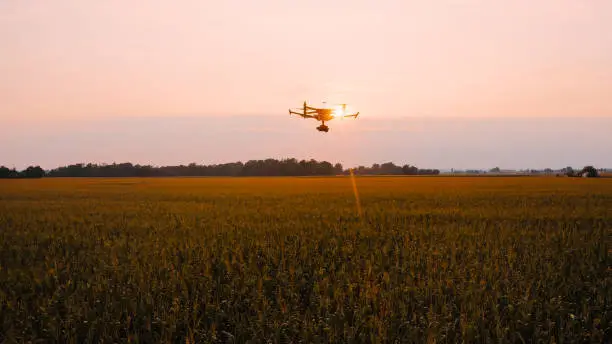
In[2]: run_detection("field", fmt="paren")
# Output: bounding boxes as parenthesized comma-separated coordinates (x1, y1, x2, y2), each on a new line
(0, 176, 610, 343)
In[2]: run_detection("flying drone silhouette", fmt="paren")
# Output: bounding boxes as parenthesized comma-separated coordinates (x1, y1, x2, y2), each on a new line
(288, 101, 359, 132)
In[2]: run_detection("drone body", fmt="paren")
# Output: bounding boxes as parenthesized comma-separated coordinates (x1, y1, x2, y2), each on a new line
(289, 101, 359, 132)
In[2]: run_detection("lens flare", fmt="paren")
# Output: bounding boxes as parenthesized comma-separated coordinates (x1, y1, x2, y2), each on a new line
(349, 168, 363, 219)
(332, 105, 345, 118)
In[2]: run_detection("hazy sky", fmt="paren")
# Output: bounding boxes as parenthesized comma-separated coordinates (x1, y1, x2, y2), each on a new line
(1, 1, 611, 169)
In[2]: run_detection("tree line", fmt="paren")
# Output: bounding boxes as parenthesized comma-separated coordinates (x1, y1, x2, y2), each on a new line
(350, 162, 440, 175)
(0, 159, 441, 178)
(43, 159, 341, 177)
(0, 166, 45, 179)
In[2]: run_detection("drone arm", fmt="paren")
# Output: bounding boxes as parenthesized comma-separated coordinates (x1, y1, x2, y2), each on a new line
(289, 110, 316, 119)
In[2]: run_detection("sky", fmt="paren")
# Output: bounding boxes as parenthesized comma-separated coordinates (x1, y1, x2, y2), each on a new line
(1, 1, 611, 170)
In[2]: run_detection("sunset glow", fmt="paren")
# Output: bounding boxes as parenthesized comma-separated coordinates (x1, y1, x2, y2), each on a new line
(1, 1, 611, 168)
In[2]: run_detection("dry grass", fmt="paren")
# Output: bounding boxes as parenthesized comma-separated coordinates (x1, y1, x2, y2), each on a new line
(1, 176, 610, 342)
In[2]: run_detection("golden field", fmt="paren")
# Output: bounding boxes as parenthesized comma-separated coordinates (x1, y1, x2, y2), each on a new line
(0, 176, 610, 343)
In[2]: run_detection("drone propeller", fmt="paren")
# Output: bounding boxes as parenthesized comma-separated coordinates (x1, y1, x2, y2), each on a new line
(329, 103, 347, 110)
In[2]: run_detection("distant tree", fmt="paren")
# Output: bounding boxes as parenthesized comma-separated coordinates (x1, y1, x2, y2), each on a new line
(420, 169, 440, 175)
(333, 163, 343, 175)
(379, 162, 402, 175)
(21, 166, 45, 178)
(0, 166, 19, 178)
(580, 166, 599, 178)
(402, 165, 418, 175)
(0, 166, 11, 178)
(489, 167, 501, 173)
(319, 161, 334, 175)
(369, 163, 381, 175)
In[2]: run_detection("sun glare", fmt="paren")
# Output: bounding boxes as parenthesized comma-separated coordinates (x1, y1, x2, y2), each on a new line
(332, 106, 345, 118)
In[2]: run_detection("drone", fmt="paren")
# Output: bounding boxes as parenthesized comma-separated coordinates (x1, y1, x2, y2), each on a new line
(289, 101, 359, 132)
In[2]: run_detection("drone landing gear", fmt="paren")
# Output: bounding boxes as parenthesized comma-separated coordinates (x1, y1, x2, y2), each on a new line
(317, 124, 329, 132)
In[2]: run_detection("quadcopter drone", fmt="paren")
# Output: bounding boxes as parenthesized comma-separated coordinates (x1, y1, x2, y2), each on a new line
(288, 101, 359, 132)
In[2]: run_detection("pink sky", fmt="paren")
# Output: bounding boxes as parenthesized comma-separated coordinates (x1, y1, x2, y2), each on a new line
(2, 0, 611, 120)
(1, 1, 611, 168)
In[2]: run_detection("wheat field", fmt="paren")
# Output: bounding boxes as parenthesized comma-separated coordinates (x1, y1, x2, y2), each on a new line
(0, 176, 610, 343)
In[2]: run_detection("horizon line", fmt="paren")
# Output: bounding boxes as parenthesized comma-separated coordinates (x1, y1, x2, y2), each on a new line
(2, 159, 610, 173)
